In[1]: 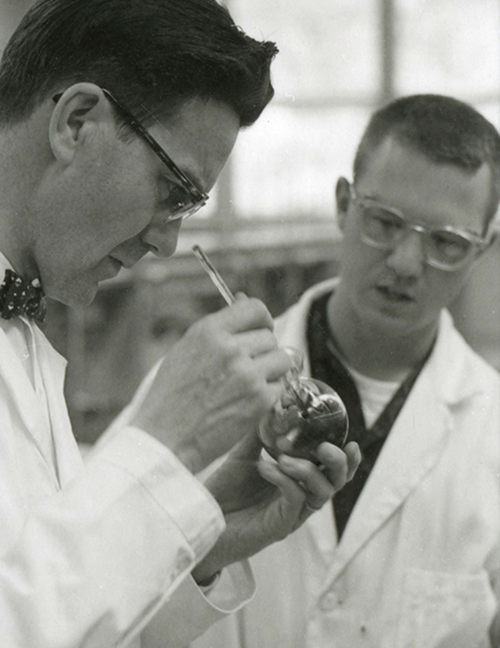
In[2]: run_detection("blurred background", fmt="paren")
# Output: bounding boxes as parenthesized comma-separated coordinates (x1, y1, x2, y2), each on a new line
(1, 0, 499, 444)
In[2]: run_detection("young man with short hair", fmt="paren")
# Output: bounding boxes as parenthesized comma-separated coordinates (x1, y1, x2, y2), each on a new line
(192, 94, 500, 648)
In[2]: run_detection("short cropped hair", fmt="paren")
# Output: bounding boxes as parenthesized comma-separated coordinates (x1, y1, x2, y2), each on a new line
(353, 94, 500, 229)
(0, 0, 278, 129)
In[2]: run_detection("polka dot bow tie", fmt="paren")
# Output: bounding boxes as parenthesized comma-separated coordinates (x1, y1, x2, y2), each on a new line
(0, 269, 46, 323)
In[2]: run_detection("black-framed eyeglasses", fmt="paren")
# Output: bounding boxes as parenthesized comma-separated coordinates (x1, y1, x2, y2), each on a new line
(348, 183, 494, 272)
(53, 89, 209, 222)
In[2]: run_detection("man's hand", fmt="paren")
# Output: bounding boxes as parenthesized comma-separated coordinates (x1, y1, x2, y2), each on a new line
(191, 434, 361, 585)
(131, 297, 292, 473)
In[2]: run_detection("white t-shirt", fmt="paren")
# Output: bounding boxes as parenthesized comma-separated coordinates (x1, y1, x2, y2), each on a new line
(345, 364, 401, 428)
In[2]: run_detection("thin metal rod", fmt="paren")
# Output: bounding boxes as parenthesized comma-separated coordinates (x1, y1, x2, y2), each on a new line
(192, 245, 236, 306)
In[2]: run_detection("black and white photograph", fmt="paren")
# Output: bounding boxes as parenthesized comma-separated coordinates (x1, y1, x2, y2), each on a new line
(0, 1, 498, 646)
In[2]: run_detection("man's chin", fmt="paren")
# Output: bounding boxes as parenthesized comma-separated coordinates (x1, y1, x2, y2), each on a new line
(46, 281, 99, 309)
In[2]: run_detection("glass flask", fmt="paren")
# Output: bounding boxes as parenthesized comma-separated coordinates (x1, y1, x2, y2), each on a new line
(259, 347, 349, 462)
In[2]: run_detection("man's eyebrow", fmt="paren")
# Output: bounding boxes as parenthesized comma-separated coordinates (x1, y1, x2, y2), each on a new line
(358, 191, 387, 203)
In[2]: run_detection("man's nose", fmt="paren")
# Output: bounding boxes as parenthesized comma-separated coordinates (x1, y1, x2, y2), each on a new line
(385, 230, 426, 278)
(141, 217, 182, 258)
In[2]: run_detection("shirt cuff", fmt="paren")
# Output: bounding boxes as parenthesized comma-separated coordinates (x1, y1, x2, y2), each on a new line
(202, 560, 256, 612)
(140, 561, 256, 647)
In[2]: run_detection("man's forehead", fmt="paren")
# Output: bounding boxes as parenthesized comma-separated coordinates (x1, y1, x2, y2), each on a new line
(357, 137, 493, 231)
(362, 136, 491, 179)
(360, 136, 491, 189)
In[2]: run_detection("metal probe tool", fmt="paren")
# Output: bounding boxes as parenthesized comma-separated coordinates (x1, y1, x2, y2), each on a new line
(192, 244, 236, 306)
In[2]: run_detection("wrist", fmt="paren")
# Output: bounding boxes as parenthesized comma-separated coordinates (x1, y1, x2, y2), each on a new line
(192, 548, 224, 586)
(193, 569, 221, 589)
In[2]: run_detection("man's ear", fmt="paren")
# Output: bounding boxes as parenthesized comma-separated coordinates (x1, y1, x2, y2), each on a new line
(335, 176, 351, 232)
(48, 83, 114, 164)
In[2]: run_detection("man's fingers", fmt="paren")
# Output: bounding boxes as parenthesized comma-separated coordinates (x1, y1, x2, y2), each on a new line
(275, 454, 335, 510)
(344, 441, 362, 482)
(257, 458, 305, 505)
(251, 347, 293, 382)
(258, 441, 361, 516)
(215, 297, 274, 333)
(234, 328, 278, 358)
(314, 442, 351, 491)
(315, 441, 361, 491)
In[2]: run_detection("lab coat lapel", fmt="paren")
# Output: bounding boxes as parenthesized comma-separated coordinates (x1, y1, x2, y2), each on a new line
(0, 324, 56, 470)
(0, 320, 82, 487)
(33, 324, 84, 486)
(329, 377, 451, 578)
(324, 311, 472, 584)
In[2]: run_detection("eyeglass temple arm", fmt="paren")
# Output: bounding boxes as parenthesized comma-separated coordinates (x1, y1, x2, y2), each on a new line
(101, 90, 206, 199)
(53, 89, 207, 201)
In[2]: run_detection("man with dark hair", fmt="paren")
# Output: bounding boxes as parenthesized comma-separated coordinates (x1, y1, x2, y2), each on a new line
(0, 0, 277, 128)
(191, 94, 500, 648)
(0, 1, 360, 646)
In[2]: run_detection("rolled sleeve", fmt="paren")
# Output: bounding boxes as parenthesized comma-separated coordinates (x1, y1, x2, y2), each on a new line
(88, 425, 225, 562)
(1, 426, 225, 648)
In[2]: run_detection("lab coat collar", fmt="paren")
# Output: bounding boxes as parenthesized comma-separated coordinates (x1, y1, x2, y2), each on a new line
(275, 276, 482, 407)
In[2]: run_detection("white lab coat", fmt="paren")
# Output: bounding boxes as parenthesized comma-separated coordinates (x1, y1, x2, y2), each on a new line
(0, 255, 253, 648)
(192, 278, 500, 648)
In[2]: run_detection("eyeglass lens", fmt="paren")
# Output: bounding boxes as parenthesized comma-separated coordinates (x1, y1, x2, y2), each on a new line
(358, 202, 474, 269)
(164, 185, 204, 221)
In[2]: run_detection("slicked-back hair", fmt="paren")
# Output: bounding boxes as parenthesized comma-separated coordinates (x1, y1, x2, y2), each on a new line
(353, 94, 500, 229)
(0, 0, 278, 129)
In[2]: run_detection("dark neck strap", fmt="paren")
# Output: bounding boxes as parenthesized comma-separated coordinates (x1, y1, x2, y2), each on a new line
(307, 292, 434, 538)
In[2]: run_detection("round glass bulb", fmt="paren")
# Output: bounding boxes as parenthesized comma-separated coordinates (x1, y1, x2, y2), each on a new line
(259, 347, 349, 462)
